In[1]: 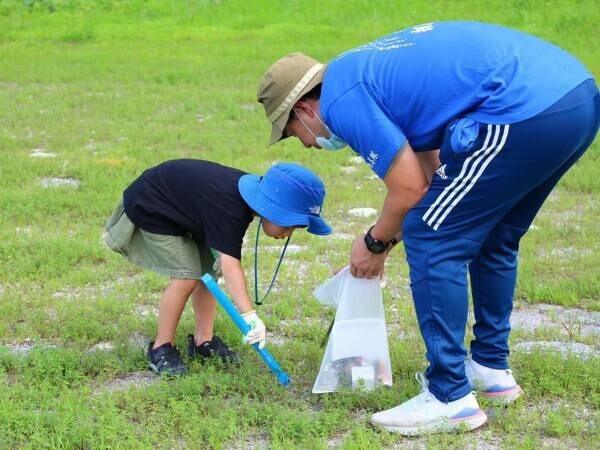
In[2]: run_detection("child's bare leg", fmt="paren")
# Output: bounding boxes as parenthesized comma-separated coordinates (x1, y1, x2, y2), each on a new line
(154, 278, 198, 349)
(191, 282, 217, 345)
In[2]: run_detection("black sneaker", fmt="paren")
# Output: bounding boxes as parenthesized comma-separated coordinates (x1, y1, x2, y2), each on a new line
(146, 342, 187, 376)
(187, 334, 240, 364)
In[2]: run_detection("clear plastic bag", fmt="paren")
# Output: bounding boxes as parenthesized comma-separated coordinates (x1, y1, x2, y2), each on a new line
(312, 267, 393, 393)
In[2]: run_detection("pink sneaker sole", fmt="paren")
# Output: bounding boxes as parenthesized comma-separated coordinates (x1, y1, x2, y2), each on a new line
(481, 384, 523, 404)
(449, 409, 488, 424)
(377, 410, 488, 436)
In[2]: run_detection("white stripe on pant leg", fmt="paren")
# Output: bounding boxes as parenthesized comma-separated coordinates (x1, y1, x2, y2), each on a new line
(423, 124, 496, 226)
(432, 124, 510, 231)
(426, 125, 501, 227)
(422, 124, 494, 224)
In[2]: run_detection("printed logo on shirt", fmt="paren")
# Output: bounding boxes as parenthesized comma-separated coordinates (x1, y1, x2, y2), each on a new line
(336, 23, 435, 60)
(337, 36, 414, 58)
(366, 151, 379, 168)
(309, 205, 321, 215)
(410, 23, 434, 33)
(435, 164, 448, 179)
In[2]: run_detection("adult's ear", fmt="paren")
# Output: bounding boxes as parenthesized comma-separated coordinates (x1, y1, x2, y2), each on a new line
(294, 99, 319, 118)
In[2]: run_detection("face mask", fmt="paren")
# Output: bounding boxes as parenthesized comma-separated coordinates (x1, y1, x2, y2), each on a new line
(316, 126, 347, 151)
(296, 108, 347, 151)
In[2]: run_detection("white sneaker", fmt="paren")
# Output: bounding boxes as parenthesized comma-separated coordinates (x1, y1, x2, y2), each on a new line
(465, 358, 523, 404)
(370, 373, 487, 436)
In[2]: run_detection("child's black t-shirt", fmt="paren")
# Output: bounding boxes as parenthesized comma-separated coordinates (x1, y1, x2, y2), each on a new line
(123, 159, 254, 260)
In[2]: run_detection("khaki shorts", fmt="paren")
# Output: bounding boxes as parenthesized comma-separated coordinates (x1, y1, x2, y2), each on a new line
(103, 201, 219, 280)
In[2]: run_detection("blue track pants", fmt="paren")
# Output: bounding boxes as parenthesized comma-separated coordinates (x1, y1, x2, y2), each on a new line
(402, 80, 600, 402)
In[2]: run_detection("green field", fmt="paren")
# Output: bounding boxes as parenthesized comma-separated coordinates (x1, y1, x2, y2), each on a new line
(0, 0, 599, 448)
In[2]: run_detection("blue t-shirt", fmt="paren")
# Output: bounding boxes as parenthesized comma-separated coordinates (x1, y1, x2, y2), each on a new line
(320, 21, 593, 178)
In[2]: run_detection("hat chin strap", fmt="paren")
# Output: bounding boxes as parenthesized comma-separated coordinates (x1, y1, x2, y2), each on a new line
(254, 218, 291, 306)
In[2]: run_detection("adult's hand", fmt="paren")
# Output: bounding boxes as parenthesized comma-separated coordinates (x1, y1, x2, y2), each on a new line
(350, 234, 387, 278)
(348, 143, 429, 279)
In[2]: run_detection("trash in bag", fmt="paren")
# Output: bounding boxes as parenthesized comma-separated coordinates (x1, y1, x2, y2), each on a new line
(312, 267, 393, 393)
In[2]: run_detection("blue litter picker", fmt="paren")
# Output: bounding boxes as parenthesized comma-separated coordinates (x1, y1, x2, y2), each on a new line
(200, 273, 291, 387)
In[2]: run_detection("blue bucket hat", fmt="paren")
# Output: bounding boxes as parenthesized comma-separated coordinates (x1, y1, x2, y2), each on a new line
(239, 163, 332, 236)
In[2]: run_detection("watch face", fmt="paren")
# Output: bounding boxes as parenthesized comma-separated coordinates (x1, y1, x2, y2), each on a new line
(364, 228, 387, 254)
(368, 241, 386, 254)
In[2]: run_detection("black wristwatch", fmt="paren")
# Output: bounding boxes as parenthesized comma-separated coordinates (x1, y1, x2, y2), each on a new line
(364, 226, 389, 254)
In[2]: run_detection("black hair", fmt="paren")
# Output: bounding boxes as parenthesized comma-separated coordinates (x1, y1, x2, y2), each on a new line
(300, 83, 322, 101)
(287, 83, 322, 123)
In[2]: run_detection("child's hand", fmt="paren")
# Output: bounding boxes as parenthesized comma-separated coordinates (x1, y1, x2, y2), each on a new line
(242, 310, 266, 349)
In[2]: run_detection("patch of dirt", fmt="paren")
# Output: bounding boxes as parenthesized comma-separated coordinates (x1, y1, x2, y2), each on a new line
(15, 226, 33, 234)
(348, 207, 377, 218)
(283, 258, 310, 269)
(135, 304, 158, 318)
(129, 332, 148, 349)
(87, 341, 115, 352)
(3, 339, 57, 356)
(93, 371, 157, 395)
(39, 177, 80, 188)
(341, 166, 358, 174)
(389, 434, 501, 450)
(545, 204, 589, 231)
(226, 433, 269, 450)
(5, 342, 36, 356)
(262, 244, 307, 254)
(45, 308, 58, 320)
(537, 246, 593, 260)
(326, 433, 349, 448)
(30, 149, 56, 158)
(538, 437, 577, 449)
(514, 341, 599, 359)
(266, 331, 289, 346)
(526, 399, 597, 441)
(51, 273, 146, 302)
(510, 303, 600, 337)
(391, 441, 429, 450)
(330, 232, 354, 240)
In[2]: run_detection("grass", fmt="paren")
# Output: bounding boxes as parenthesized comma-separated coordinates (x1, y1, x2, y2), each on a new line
(0, 0, 599, 448)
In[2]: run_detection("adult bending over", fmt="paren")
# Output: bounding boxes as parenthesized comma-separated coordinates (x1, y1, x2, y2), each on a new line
(257, 21, 599, 435)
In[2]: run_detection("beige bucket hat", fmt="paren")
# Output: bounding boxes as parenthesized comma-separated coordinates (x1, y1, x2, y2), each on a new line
(257, 53, 325, 144)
